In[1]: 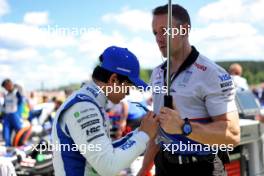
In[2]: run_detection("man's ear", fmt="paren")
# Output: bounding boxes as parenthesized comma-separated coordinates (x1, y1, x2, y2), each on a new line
(108, 73, 119, 85)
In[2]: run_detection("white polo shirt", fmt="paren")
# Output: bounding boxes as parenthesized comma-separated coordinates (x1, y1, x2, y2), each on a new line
(150, 47, 237, 121)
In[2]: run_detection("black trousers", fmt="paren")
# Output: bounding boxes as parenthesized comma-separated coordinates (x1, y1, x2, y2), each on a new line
(154, 151, 227, 176)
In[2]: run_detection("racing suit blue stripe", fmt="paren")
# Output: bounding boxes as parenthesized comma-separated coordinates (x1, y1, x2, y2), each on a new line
(56, 122, 86, 176)
(112, 132, 134, 148)
(56, 94, 105, 176)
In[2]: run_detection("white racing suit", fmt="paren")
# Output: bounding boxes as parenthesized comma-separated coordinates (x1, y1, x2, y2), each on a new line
(52, 81, 149, 176)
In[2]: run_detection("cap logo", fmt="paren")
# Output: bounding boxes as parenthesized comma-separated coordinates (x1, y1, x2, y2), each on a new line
(116, 67, 131, 73)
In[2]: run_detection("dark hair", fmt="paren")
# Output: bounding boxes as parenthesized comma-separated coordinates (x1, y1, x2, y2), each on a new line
(92, 55, 132, 84)
(1, 78, 11, 87)
(153, 4, 191, 26)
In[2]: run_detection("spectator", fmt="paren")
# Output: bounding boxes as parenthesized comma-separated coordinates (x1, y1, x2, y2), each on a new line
(229, 63, 249, 91)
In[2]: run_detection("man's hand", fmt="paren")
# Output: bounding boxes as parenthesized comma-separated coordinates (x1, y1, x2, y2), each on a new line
(158, 107, 184, 134)
(138, 112, 158, 139)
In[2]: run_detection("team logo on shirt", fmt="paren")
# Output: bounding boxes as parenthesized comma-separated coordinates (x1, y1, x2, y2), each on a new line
(218, 74, 231, 82)
(177, 70, 193, 87)
(120, 140, 136, 150)
(194, 63, 207, 71)
(182, 70, 193, 83)
(218, 74, 233, 89)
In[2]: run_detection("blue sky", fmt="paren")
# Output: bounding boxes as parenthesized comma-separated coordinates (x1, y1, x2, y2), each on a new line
(0, 0, 264, 90)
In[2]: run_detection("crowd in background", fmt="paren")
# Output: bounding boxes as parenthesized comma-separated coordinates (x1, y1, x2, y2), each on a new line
(0, 63, 264, 175)
(0, 78, 152, 147)
(1, 63, 264, 146)
(1, 64, 264, 147)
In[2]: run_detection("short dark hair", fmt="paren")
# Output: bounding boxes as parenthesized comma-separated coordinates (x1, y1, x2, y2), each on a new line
(153, 4, 191, 26)
(1, 78, 11, 87)
(92, 55, 132, 84)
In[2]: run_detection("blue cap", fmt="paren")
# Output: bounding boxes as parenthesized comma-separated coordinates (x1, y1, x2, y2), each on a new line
(101, 46, 148, 89)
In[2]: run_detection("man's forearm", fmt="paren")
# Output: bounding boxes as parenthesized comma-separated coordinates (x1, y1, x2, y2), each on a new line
(138, 139, 160, 175)
(188, 112, 240, 146)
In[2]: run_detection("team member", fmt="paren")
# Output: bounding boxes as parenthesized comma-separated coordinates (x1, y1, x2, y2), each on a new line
(52, 46, 158, 176)
(138, 4, 240, 176)
(229, 63, 249, 91)
(1, 79, 24, 146)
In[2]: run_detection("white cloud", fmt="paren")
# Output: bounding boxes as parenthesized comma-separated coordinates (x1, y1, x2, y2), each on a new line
(0, 23, 76, 48)
(0, 64, 13, 78)
(0, 48, 90, 90)
(0, 0, 9, 17)
(79, 30, 161, 69)
(192, 0, 264, 61)
(0, 48, 39, 61)
(102, 8, 152, 32)
(125, 37, 162, 68)
(250, 0, 264, 22)
(191, 22, 257, 43)
(198, 0, 264, 23)
(0, 21, 86, 89)
(51, 49, 67, 59)
(23, 12, 49, 26)
(26, 57, 88, 89)
(190, 22, 264, 60)
(79, 30, 125, 61)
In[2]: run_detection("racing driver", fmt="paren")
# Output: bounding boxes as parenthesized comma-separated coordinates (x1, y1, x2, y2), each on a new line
(52, 46, 158, 176)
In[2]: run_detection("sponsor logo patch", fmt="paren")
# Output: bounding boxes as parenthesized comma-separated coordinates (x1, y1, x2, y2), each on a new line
(77, 113, 98, 123)
(87, 133, 104, 142)
(86, 125, 100, 136)
(220, 81, 233, 88)
(74, 112, 80, 118)
(194, 63, 207, 71)
(218, 74, 231, 82)
(81, 119, 100, 129)
(86, 87, 99, 97)
(80, 108, 95, 114)
(120, 140, 136, 150)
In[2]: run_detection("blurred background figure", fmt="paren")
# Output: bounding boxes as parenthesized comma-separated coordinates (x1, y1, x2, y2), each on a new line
(229, 63, 249, 91)
(28, 95, 56, 125)
(28, 91, 38, 110)
(123, 89, 153, 176)
(0, 92, 4, 116)
(253, 84, 264, 107)
(107, 89, 153, 141)
(125, 90, 152, 132)
(41, 95, 49, 103)
(1, 79, 24, 146)
(107, 100, 129, 140)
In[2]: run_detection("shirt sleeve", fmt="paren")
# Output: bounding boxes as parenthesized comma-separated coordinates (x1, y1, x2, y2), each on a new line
(201, 66, 238, 117)
(61, 101, 149, 176)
